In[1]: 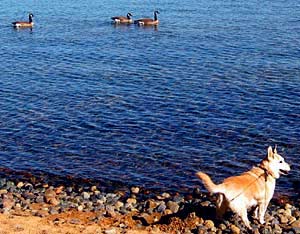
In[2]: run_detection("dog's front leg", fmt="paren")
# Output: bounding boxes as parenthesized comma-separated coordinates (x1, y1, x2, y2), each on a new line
(258, 202, 268, 224)
(239, 208, 252, 229)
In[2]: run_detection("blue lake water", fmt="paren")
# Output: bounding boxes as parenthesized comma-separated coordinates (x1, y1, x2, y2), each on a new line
(0, 0, 299, 195)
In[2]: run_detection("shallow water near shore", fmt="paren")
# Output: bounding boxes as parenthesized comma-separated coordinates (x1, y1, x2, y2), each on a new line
(0, 0, 299, 195)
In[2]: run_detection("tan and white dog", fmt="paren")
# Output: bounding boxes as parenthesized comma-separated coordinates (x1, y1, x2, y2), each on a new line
(196, 146, 290, 229)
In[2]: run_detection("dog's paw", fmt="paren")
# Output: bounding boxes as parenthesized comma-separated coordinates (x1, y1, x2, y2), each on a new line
(259, 219, 265, 225)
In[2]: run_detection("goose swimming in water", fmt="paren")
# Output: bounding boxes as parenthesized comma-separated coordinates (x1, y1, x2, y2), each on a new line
(12, 13, 34, 28)
(111, 13, 133, 24)
(135, 11, 159, 26)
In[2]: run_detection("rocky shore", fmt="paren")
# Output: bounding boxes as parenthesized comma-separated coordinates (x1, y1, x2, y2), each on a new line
(0, 171, 299, 234)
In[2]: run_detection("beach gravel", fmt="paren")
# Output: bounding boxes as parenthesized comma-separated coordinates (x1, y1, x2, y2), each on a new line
(0, 173, 298, 233)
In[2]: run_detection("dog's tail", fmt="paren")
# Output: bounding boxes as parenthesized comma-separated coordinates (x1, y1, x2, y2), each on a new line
(196, 172, 222, 194)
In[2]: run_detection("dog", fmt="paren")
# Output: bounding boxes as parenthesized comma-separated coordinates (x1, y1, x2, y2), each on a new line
(196, 146, 290, 229)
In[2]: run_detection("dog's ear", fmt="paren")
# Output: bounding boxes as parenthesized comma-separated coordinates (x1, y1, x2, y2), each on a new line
(274, 145, 278, 154)
(268, 146, 274, 160)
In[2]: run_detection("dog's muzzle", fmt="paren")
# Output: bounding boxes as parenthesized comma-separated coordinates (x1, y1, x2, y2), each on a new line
(279, 169, 289, 175)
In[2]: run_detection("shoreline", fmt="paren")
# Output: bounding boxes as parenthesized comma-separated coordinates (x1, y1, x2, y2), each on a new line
(0, 171, 299, 233)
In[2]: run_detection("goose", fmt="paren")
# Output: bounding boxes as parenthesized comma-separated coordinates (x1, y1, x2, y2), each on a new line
(111, 13, 133, 24)
(135, 11, 159, 26)
(12, 13, 34, 28)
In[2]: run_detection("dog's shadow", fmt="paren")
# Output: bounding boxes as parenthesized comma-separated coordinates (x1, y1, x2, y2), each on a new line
(133, 194, 258, 234)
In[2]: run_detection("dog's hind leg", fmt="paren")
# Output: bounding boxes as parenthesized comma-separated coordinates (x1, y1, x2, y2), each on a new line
(253, 206, 259, 220)
(216, 194, 227, 219)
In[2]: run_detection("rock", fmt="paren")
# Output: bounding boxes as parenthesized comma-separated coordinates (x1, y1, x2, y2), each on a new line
(77, 205, 84, 212)
(0, 189, 8, 195)
(131, 187, 140, 194)
(105, 205, 116, 217)
(66, 187, 73, 193)
(204, 220, 214, 229)
(173, 195, 184, 203)
(163, 209, 173, 215)
(14, 203, 22, 210)
(115, 201, 124, 210)
(260, 226, 273, 234)
(156, 192, 170, 200)
(90, 186, 97, 192)
(293, 228, 300, 234)
(49, 207, 59, 215)
(218, 223, 227, 230)
(291, 220, 300, 228)
(200, 201, 211, 207)
(2, 193, 15, 211)
(277, 208, 285, 214)
(35, 195, 45, 203)
(166, 201, 180, 213)
(104, 228, 117, 234)
(161, 192, 171, 199)
(24, 183, 34, 190)
(279, 214, 289, 224)
(289, 216, 297, 224)
(22, 192, 36, 200)
(285, 203, 293, 210)
(69, 218, 81, 224)
(17, 182, 24, 188)
(139, 213, 161, 225)
(36, 210, 49, 217)
(45, 188, 56, 203)
(145, 199, 157, 210)
(197, 226, 207, 234)
(82, 192, 90, 200)
(55, 186, 64, 194)
(0, 178, 7, 187)
(294, 210, 300, 219)
(126, 198, 137, 205)
(156, 202, 166, 213)
(230, 224, 240, 234)
(273, 224, 282, 233)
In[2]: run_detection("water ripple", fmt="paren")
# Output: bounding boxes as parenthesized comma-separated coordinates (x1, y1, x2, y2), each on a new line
(0, 0, 299, 194)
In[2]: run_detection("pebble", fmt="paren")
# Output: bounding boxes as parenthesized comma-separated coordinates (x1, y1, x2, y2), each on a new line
(17, 182, 24, 188)
(156, 202, 166, 213)
(82, 192, 90, 200)
(126, 198, 137, 205)
(273, 223, 282, 233)
(45, 188, 56, 204)
(167, 201, 180, 213)
(145, 199, 157, 210)
(77, 205, 84, 212)
(0, 189, 8, 195)
(131, 187, 140, 194)
(291, 220, 300, 228)
(2, 193, 15, 210)
(279, 214, 289, 224)
(204, 220, 214, 229)
(230, 224, 240, 234)
(218, 223, 226, 230)
(90, 186, 97, 192)
(104, 228, 117, 234)
(115, 201, 124, 210)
